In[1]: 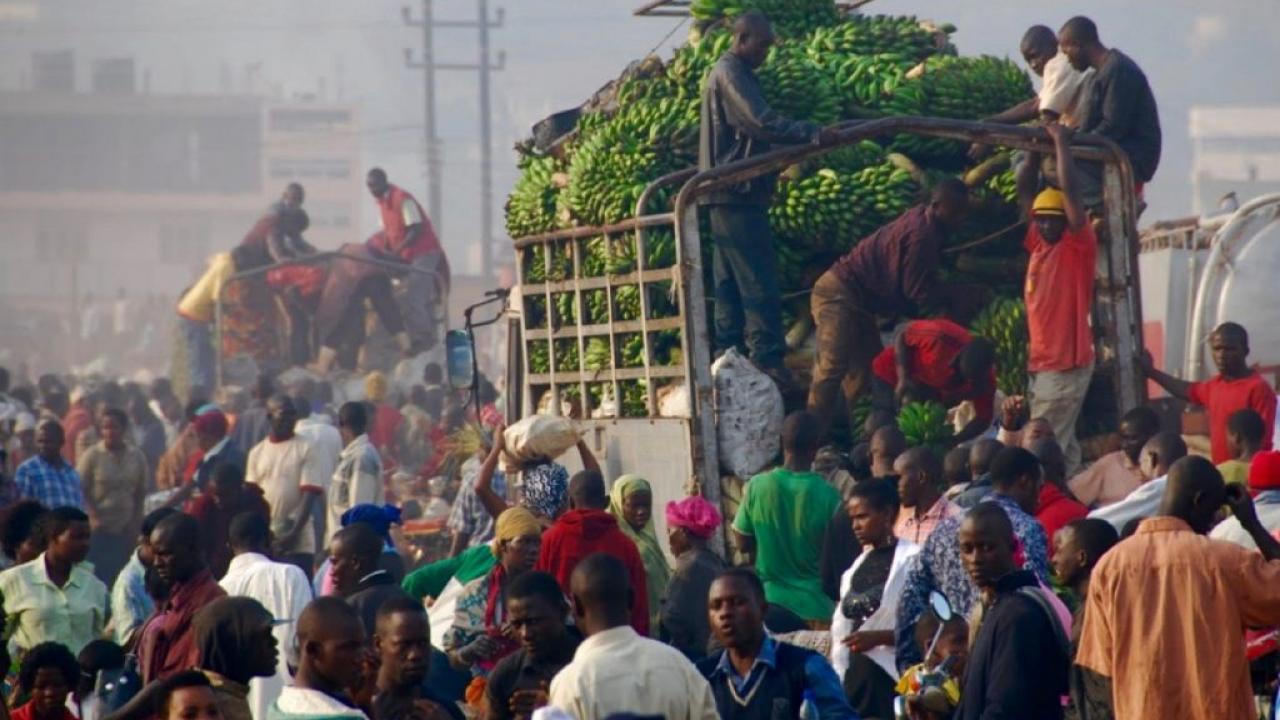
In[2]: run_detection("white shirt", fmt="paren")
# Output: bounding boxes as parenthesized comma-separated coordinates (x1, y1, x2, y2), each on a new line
(296, 418, 343, 489)
(246, 436, 329, 555)
(1210, 492, 1280, 551)
(548, 626, 718, 720)
(1089, 475, 1166, 532)
(1038, 53, 1093, 128)
(830, 538, 920, 681)
(327, 435, 384, 544)
(221, 552, 314, 720)
(272, 686, 368, 719)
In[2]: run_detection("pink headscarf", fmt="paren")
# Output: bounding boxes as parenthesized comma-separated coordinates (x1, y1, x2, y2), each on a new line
(665, 496, 722, 539)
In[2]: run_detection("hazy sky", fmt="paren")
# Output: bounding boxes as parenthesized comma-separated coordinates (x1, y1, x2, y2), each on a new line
(3, 0, 1279, 273)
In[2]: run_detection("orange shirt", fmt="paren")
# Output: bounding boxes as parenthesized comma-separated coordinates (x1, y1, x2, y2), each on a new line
(1024, 221, 1096, 373)
(1077, 516, 1280, 720)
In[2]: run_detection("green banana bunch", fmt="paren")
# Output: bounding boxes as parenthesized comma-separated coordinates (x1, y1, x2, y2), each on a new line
(553, 340, 580, 373)
(897, 400, 954, 451)
(505, 152, 563, 239)
(849, 395, 873, 445)
(758, 40, 841, 126)
(584, 337, 612, 371)
(807, 15, 950, 61)
(528, 341, 550, 374)
(770, 160, 919, 256)
(969, 297, 1030, 396)
(689, 0, 840, 37)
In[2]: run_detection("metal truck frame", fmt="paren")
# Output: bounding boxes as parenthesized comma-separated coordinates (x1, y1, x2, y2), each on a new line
(508, 117, 1146, 553)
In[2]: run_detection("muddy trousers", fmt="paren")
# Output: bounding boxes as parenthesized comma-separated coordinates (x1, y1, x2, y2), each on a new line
(806, 270, 883, 438)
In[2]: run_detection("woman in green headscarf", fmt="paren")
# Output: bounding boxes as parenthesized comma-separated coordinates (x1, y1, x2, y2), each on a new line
(607, 475, 670, 635)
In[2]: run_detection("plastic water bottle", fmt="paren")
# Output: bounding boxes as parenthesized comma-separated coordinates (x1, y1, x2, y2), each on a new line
(799, 689, 819, 720)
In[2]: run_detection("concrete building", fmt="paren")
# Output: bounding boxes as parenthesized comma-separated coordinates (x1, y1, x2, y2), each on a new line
(1189, 105, 1280, 214)
(0, 55, 362, 310)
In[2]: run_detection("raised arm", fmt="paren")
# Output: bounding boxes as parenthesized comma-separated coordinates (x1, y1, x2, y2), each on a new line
(576, 437, 600, 474)
(1044, 122, 1088, 230)
(1137, 353, 1192, 401)
(474, 439, 511, 521)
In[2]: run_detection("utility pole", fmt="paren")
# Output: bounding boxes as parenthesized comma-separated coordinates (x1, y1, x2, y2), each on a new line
(402, 0, 505, 278)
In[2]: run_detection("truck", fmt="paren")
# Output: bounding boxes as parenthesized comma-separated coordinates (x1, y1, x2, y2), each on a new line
(505, 118, 1147, 554)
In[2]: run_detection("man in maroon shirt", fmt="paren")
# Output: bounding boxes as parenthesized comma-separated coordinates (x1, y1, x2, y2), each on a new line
(534, 470, 650, 635)
(187, 462, 271, 578)
(807, 179, 969, 439)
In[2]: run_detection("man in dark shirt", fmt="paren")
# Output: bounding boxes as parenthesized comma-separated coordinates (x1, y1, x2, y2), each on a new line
(373, 596, 464, 720)
(1058, 16, 1161, 209)
(331, 522, 413, 637)
(957, 503, 1069, 720)
(187, 462, 271, 577)
(806, 179, 969, 438)
(699, 10, 834, 383)
(484, 571, 580, 720)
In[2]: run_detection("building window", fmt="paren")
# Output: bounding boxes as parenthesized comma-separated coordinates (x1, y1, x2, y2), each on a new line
(268, 157, 351, 179)
(158, 224, 210, 264)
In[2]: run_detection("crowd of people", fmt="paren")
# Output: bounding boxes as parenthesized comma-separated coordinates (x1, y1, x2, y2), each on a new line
(0, 7, 1273, 720)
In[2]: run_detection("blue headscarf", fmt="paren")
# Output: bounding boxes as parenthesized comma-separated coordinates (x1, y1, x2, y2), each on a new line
(341, 503, 402, 546)
(521, 462, 569, 519)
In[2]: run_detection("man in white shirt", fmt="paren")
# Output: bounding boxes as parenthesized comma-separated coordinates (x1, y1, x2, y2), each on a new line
(982, 25, 1092, 128)
(328, 402, 384, 546)
(245, 395, 329, 578)
(548, 553, 718, 720)
(271, 597, 370, 719)
(1090, 432, 1186, 533)
(294, 393, 343, 551)
(220, 511, 314, 720)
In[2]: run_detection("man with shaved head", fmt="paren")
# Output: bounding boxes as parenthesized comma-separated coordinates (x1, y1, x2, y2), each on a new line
(1026, 437, 1087, 541)
(548, 553, 717, 720)
(893, 447, 959, 545)
(698, 10, 833, 389)
(136, 512, 227, 682)
(1078, 457, 1280, 720)
(1057, 15, 1161, 204)
(951, 438, 1003, 505)
(273, 597, 370, 719)
(1089, 432, 1186, 532)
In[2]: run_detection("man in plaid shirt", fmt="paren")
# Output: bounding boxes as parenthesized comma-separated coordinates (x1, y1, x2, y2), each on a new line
(14, 420, 86, 511)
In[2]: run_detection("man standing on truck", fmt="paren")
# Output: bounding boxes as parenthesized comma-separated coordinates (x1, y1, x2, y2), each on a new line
(1017, 121, 1095, 477)
(699, 11, 835, 387)
(1140, 322, 1276, 464)
(365, 167, 450, 355)
(806, 179, 969, 440)
(1058, 16, 1161, 210)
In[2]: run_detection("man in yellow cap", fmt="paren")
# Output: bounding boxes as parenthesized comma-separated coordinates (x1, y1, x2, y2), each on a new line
(1016, 121, 1095, 475)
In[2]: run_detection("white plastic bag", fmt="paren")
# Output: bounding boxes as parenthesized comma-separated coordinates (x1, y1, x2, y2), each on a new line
(501, 414, 580, 473)
(712, 348, 784, 478)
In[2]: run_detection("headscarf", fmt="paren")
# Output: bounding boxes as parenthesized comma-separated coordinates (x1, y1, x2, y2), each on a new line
(340, 503, 402, 546)
(480, 507, 542, 670)
(191, 407, 228, 437)
(607, 475, 670, 635)
(1250, 451, 1280, 491)
(193, 596, 275, 686)
(665, 496, 722, 540)
(492, 506, 541, 551)
(365, 371, 389, 404)
(521, 462, 569, 519)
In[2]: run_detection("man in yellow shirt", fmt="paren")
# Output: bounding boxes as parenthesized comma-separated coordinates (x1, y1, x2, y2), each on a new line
(1218, 408, 1265, 487)
(176, 253, 235, 393)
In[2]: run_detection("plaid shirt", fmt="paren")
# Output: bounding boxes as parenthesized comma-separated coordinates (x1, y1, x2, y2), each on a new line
(894, 495, 962, 546)
(447, 458, 506, 547)
(14, 455, 86, 510)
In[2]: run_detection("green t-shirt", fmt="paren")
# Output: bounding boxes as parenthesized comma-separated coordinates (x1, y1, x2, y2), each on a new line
(1217, 459, 1250, 488)
(732, 467, 842, 621)
(401, 543, 496, 600)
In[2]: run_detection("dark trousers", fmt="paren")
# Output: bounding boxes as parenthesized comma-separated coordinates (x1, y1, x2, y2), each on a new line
(708, 204, 785, 370)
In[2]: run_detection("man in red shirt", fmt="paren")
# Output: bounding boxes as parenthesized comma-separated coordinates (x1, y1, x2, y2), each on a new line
(365, 168, 450, 355)
(535, 469, 649, 635)
(807, 179, 970, 440)
(1141, 322, 1277, 463)
(1018, 122, 1096, 476)
(870, 318, 996, 442)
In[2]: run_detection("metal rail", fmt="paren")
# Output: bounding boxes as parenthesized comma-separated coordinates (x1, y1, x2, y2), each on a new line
(212, 249, 449, 388)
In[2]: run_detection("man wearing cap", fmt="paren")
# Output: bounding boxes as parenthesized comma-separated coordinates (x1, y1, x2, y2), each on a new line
(191, 405, 244, 490)
(1016, 121, 1096, 476)
(1211, 450, 1280, 551)
(660, 496, 726, 660)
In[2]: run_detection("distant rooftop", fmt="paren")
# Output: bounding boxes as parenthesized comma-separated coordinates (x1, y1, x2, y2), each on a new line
(1190, 105, 1280, 139)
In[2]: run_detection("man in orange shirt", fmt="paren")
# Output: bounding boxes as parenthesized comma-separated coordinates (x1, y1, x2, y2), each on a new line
(1076, 455, 1280, 720)
(1017, 122, 1095, 476)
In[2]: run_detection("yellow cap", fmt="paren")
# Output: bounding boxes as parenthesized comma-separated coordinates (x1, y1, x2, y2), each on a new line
(1032, 188, 1066, 216)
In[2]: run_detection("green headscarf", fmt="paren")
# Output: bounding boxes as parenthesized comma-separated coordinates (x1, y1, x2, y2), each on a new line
(607, 474, 670, 636)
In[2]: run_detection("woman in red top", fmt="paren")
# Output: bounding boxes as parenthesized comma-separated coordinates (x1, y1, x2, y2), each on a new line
(11, 642, 79, 720)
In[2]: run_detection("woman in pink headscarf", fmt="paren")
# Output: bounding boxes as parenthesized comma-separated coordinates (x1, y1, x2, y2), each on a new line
(658, 496, 724, 661)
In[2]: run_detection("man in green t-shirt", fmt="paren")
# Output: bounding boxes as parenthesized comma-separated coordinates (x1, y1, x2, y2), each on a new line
(733, 411, 844, 622)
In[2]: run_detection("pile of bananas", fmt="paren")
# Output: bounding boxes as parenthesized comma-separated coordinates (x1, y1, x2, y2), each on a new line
(770, 160, 919, 256)
(897, 401, 954, 451)
(969, 296, 1030, 396)
(505, 152, 563, 239)
(689, 0, 839, 36)
(808, 15, 950, 61)
(758, 41, 842, 127)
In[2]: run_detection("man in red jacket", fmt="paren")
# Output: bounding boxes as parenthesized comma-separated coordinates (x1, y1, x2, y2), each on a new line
(1027, 437, 1087, 543)
(535, 470, 650, 635)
